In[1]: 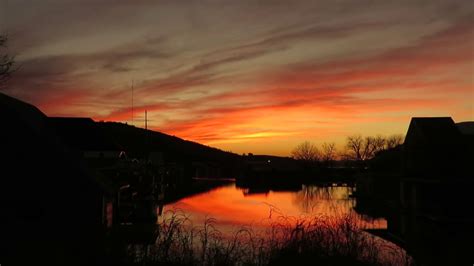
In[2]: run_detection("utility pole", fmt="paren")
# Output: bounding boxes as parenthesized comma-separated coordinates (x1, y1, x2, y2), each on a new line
(131, 80, 134, 126)
(145, 110, 148, 130)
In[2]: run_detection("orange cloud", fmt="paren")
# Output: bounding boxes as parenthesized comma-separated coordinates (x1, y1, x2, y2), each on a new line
(4, 9, 472, 156)
(152, 17, 473, 154)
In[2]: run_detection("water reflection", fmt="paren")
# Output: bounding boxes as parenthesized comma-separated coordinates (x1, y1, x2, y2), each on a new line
(294, 185, 353, 213)
(163, 183, 386, 233)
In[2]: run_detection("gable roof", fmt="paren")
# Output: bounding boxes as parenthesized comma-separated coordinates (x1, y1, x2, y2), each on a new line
(0, 92, 48, 136)
(405, 117, 461, 146)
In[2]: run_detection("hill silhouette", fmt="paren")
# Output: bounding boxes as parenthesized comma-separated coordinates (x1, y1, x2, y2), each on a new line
(97, 121, 240, 164)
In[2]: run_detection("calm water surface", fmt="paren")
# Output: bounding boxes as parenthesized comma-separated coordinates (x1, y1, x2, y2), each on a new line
(127, 183, 407, 265)
(162, 183, 386, 233)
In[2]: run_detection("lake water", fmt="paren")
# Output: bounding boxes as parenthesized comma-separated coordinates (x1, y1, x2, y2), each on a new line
(126, 182, 408, 265)
(162, 183, 387, 233)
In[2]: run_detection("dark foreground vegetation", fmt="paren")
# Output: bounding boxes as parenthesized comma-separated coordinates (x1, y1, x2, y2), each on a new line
(113, 211, 410, 266)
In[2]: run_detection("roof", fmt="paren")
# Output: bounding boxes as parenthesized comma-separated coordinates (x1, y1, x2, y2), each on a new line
(0, 92, 48, 136)
(456, 121, 474, 135)
(405, 117, 461, 146)
(403, 117, 472, 178)
(48, 117, 121, 151)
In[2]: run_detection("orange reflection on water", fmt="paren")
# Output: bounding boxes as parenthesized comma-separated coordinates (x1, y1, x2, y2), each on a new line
(164, 184, 386, 232)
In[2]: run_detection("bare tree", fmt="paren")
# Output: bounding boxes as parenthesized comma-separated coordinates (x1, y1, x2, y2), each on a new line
(346, 135, 364, 161)
(361, 136, 376, 160)
(372, 135, 386, 154)
(292, 141, 320, 162)
(346, 134, 404, 162)
(0, 34, 14, 86)
(321, 142, 337, 164)
(386, 134, 404, 149)
(346, 135, 384, 161)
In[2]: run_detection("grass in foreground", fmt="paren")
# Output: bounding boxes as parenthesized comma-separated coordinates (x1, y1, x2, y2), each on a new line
(122, 210, 411, 266)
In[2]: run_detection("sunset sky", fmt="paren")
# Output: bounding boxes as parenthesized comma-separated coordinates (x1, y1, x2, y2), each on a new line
(1, 0, 472, 155)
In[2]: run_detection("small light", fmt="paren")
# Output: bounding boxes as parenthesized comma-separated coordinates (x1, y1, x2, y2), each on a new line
(268, 160, 271, 163)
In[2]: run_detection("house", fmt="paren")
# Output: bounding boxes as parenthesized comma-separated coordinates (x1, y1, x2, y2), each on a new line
(387, 117, 474, 265)
(0, 93, 116, 265)
(403, 117, 468, 178)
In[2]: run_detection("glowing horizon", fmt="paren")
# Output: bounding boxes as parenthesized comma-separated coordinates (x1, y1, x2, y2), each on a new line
(1, 1, 472, 156)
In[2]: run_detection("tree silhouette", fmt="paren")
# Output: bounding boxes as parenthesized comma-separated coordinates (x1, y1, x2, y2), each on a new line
(291, 141, 320, 162)
(386, 134, 404, 149)
(372, 135, 386, 154)
(346, 135, 364, 161)
(346, 135, 379, 161)
(346, 134, 405, 162)
(321, 142, 337, 166)
(0, 34, 14, 86)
